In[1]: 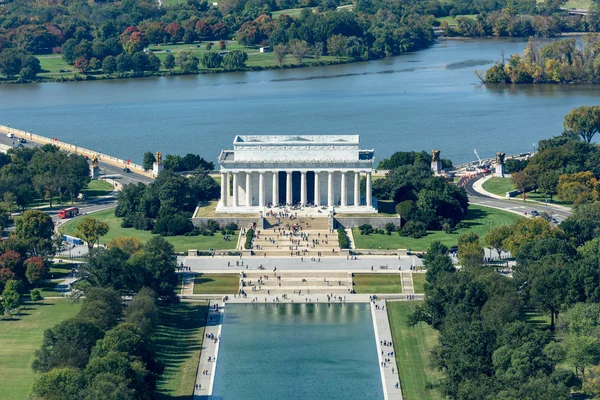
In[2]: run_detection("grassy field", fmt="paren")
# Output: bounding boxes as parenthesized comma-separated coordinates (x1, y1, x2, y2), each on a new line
(412, 273, 426, 294)
(387, 301, 442, 400)
(481, 177, 514, 197)
(563, 0, 592, 8)
(353, 273, 403, 294)
(193, 273, 239, 294)
(155, 302, 208, 399)
(29, 180, 114, 208)
(436, 14, 478, 25)
(353, 205, 522, 251)
(59, 208, 238, 252)
(0, 300, 81, 400)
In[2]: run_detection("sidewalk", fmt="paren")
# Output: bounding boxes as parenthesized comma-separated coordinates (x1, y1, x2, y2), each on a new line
(371, 299, 403, 400)
(193, 301, 223, 399)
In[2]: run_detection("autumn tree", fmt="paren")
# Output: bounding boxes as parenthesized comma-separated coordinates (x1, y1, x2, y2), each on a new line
(25, 256, 47, 285)
(273, 44, 287, 66)
(564, 105, 600, 143)
(484, 225, 512, 258)
(557, 171, 600, 205)
(76, 217, 110, 251)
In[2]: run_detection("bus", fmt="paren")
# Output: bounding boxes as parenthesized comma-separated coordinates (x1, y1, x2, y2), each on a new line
(58, 207, 79, 219)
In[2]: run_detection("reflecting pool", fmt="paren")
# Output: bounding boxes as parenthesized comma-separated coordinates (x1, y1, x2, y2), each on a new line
(212, 303, 383, 400)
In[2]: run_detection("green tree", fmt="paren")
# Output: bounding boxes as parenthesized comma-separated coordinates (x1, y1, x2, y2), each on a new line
(116, 53, 133, 73)
(560, 202, 600, 246)
(30, 368, 86, 400)
(163, 53, 175, 71)
(289, 39, 309, 63)
(538, 171, 560, 201)
(503, 218, 565, 255)
(528, 254, 570, 329)
(327, 34, 347, 59)
(125, 288, 158, 338)
(564, 105, 600, 143)
(102, 55, 117, 74)
(77, 217, 110, 251)
(142, 151, 156, 171)
(77, 288, 122, 331)
(199, 51, 222, 68)
(15, 210, 54, 256)
(176, 50, 199, 73)
(222, 50, 247, 70)
(30, 288, 43, 303)
(566, 334, 600, 383)
(484, 225, 512, 258)
(82, 373, 135, 400)
(273, 43, 287, 66)
(80, 247, 130, 289)
(2, 279, 22, 318)
(0, 48, 23, 78)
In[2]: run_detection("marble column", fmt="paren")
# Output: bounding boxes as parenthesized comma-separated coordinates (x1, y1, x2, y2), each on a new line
(300, 171, 307, 206)
(314, 171, 320, 206)
(232, 172, 238, 207)
(226, 172, 230, 206)
(220, 172, 227, 207)
(366, 171, 372, 207)
(340, 171, 347, 207)
(246, 172, 252, 207)
(354, 172, 360, 206)
(286, 171, 292, 205)
(328, 172, 334, 206)
(272, 171, 278, 206)
(259, 172, 265, 207)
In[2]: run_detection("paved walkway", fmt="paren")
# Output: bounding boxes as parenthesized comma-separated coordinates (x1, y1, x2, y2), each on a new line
(371, 299, 403, 400)
(180, 273, 194, 295)
(193, 301, 224, 400)
(401, 272, 414, 295)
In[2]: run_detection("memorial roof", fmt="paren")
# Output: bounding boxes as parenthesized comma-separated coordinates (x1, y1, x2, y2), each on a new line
(233, 135, 360, 145)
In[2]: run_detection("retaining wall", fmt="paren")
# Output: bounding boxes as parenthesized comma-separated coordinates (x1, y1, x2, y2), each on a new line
(334, 216, 401, 229)
(192, 217, 262, 229)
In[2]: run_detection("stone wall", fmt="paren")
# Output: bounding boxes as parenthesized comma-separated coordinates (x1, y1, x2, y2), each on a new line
(334, 216, 401, 229)
(192, 217, 263, 229)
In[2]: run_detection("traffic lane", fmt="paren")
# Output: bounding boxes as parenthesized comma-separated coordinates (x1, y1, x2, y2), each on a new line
(469, 195, 571, 222)
(51, 197, 117, 223)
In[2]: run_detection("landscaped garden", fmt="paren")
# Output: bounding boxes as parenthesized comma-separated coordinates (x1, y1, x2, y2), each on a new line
(353, 205, 522, 251)
(59, 208, 238, 253)
(193, 273, 240, 294)
(387, 301, 442, 400)
(0, 300, 81, 400)
(353, 273, 403, 294)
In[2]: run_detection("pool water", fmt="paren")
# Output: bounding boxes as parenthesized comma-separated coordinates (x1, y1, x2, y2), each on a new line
(212, 303, 383, 400)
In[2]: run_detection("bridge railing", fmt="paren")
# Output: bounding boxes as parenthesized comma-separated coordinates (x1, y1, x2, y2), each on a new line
(0, 124, 153, 178)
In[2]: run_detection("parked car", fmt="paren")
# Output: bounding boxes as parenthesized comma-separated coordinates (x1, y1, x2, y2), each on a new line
(530, 210, 539, 216)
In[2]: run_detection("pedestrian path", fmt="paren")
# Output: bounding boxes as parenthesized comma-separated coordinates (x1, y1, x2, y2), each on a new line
(371, 299, 403, 400)
(401, 272, 414, 296)
(180, 273, 194, 295)
(193, 301, 224, 400)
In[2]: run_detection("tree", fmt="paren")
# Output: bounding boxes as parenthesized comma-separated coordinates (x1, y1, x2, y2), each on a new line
(108, 237, 143, 255)
(528, 254, 570, 329)
(566, 334, 600, 383)
(564, 105, 600, 143)
(83, 373, 135, 400)
(222, 50, 247, 70)
(30, 288, 43, 303)
(102, 55, 117, 74)
(176, 50, 199, 73)
(88, 57, 101, 71)
(484, 225, 512, 258)
(289, 39, 309, 63)
(503, 218, 565, 255)
(557, 171, 599, 205)
(457, 235, 484, 270)
(163, 54, 175, 71)
(142, 151, 156, 171)
(77, 288, 122, 331)
(76, 217, 110, 251)
(511, 169, 535, 195)
(74, 57, 89, 73)
(32, 318, 104, 372)
(0, 48, 23, 78)
(313, 42, 324, 60)
(15, 210, 55, 256)
(327, 34, 347, 59)
(560, 202, 600, 246)
(538, 171, 560, 201)
(125, 288, 158, 338)
(25, 256, 47, 285)
(273, 44, 287, 66)
(30, 368, 86, 400)
(199, 51, 222, 68)
(116, 53, 133, 73)
(80, 247, 130, 289)
(2, 279, 22, 318)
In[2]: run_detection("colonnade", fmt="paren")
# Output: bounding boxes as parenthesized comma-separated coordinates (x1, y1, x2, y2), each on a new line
(219, 170, 373, 208)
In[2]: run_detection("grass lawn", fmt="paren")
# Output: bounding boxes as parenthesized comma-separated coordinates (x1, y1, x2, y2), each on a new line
(353, 273, 403, 294)
(28, 179, 114, 209)
(353, 205, 523, 251)
(522, 307, 551, 330)
(193, 273, 239, 294)
(155, 302, 208, 399)
(436, 14, 478, 25)
(272, 7, 315, 17)
(412, 273, 426, 294)
(59, 208, 238, 252)
(481, 177, 514, 197)
(563, 0, 592, 8)
(387, 301, 442, 400)
(0, 300, 81, 400)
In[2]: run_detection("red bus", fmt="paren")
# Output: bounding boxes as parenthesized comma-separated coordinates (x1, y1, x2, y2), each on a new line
(58, 207, 79, 219)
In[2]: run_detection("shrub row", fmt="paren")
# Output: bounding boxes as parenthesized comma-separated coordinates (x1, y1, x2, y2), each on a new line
(338, 228, 350, 249)
(244, 228, 254, 249)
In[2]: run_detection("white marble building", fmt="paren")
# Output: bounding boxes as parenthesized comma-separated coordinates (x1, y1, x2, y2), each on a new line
(216, 135, 377, 214)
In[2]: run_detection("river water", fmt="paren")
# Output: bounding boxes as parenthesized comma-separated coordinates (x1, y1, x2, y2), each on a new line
(1, 37, 598, 164)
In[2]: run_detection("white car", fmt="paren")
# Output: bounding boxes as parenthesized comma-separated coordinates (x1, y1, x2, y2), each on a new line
(6, 133, 14, 138)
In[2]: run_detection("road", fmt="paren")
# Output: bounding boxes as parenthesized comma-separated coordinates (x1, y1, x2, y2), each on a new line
(463, 174, 572, 222)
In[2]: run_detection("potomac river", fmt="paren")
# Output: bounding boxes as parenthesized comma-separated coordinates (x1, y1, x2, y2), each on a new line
(0, 37, 598, 164)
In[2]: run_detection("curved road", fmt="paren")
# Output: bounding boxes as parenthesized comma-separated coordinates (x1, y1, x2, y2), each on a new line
(463, 174, 572, 222)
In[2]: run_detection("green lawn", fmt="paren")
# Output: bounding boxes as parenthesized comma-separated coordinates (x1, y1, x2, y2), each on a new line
(28, 179, 114, 209)
(353, 205, 522, 251)
(387, 301, 442, 400)
(0, 300, 81, 400)
(563, 0, 592, 8)
(436, 14, 478, 25)
(59, 208, 238, 252)
(412, 273, 426, 294)
(155, 302, 208, 399)
(193, 273, 239, 294)
(272, 7, 315, 17)
(481, 177, 514, 197)
(353, 273, 403, 294)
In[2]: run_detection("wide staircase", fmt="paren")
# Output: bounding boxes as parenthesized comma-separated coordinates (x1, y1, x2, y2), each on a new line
(250, 216, 340, 257)
(240, 270, 352, 295)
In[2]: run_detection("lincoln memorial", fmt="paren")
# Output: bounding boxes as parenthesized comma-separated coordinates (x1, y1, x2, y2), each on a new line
(216, 135, 377, 214)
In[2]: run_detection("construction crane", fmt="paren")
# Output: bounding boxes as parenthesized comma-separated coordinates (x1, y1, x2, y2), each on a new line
(474, 148, 482, 166)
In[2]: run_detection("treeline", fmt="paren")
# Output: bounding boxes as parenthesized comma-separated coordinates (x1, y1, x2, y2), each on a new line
(377, 150, 452, 171)
(373, 159, 468, 234)
(442, 10, 600, 38)
(505, 107, 600, 205)
(0, 145, 90, 210)
(30, 287, 164, 400)
(485, 36, 600, 84)
(142, 151, 215, 172)
(115, 170, 219, 236)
